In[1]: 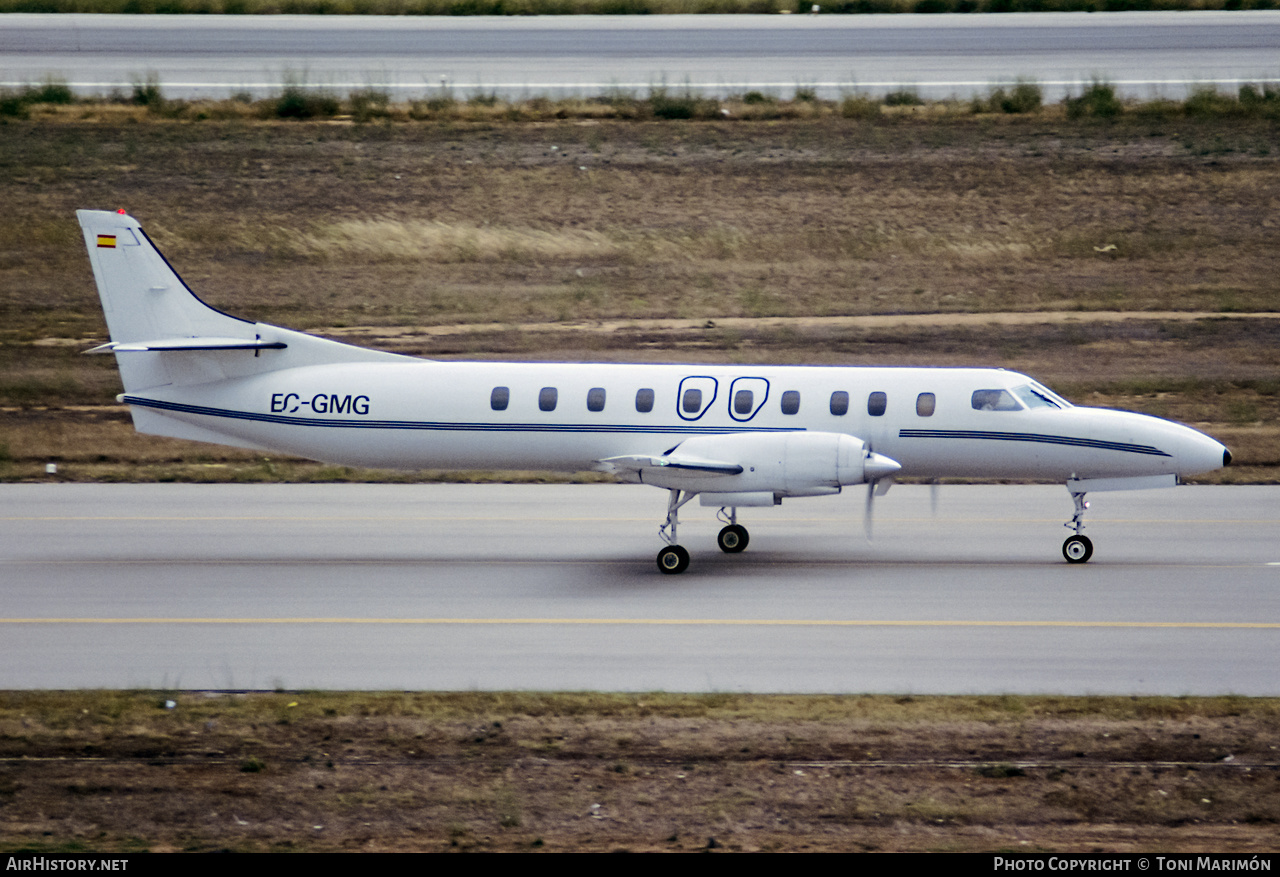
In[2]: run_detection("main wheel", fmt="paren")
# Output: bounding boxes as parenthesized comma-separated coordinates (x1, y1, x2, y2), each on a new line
(1062, 534, 1094, 564)
(717, 524, 749, 554)
(656, 544, 690, 574)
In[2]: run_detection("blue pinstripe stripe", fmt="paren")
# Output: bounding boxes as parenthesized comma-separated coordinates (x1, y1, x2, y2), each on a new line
(123, 396, 805, 436)
(899, 428, 1170, 457)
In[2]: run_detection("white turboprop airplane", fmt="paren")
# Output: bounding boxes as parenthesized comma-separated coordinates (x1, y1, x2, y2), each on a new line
(78, 209, 1232, 573)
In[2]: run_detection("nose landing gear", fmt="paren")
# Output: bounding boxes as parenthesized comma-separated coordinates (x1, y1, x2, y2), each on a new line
(1063, 489, 1093, 564)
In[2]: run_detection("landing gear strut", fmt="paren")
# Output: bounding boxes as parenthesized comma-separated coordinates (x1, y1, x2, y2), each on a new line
(716, 506, 749, 554)
(1062, 489, 1094, 564)
(656, 489, 696, 574)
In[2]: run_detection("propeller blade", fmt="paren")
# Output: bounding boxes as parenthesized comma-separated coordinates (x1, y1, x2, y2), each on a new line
(930, 479, 939, 516)
(862, 447, 899, 541)
(865, 479, 876, 540)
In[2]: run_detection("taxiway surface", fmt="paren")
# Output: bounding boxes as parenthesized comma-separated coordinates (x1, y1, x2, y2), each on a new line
(3, 483, 1276, 693)
(3, 12, 1279, 100)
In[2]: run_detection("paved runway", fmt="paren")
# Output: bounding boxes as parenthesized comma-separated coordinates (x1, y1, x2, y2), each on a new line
(2, 12, 1279, 100)
(3, 482, 1277, 693)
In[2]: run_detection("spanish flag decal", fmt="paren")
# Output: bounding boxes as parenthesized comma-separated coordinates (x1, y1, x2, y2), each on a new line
(97, 234, 117, 248)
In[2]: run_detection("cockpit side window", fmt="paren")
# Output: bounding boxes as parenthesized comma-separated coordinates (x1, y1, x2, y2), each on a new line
(972, 389, 1022, 411)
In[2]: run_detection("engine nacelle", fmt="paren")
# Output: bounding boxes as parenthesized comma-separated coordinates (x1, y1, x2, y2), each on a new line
(638, 431, 899, 496)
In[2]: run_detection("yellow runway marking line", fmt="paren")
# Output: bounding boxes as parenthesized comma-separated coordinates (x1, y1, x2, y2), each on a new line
(2, 618, 1278, 629)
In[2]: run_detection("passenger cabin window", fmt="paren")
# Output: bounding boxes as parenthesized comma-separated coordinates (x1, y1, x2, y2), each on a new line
(734, 389, 754, 415)
(868, 391, 887, 417)
(635, 388, 655, 413)
(916, 392, 936, 417)
(830, 391, 849, 416)
(587, 387, 606, 412)
(490, 386, 509, 411)
(683, 388, 702, 414)
(539, 387, 558, 412)
(780, 391, 800, 415)
(972, 389, 1021, 411)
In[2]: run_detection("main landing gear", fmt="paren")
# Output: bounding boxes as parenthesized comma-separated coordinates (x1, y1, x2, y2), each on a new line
(656, 489, 696, 574)
(1062, 488, 1094, 564)
(655, 491, 751, 574)
(716, 506, 749, 554)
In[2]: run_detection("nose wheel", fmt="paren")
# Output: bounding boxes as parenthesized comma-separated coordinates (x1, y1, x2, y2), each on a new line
(1062, 534, 1093, 564)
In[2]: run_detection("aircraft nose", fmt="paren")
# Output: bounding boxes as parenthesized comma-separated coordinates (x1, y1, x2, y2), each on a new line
(1176, 428, 1231, 477)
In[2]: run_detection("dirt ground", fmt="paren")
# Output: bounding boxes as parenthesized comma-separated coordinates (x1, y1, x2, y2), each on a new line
(2, 692, 1278, 853)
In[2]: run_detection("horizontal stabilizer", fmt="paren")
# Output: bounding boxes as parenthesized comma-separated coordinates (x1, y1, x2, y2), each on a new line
(86, 337, 288, 353)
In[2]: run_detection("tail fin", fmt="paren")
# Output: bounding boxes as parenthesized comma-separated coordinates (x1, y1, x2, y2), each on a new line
(78, 209, 254, 348)
(78, 210, 408, 395)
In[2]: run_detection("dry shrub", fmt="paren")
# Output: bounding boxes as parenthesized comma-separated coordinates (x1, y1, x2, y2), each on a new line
(840, 94, 881, 119)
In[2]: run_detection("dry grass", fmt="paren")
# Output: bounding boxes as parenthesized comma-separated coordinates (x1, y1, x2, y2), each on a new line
(275, 218, 624, 264)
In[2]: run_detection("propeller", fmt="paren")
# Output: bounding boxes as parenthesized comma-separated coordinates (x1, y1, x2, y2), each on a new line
(862, 448, 901, 540)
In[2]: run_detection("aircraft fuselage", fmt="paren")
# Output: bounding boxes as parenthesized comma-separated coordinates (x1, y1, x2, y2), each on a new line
(122, 360, 1228, 483)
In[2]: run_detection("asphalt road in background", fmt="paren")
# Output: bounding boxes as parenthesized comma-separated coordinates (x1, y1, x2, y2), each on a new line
(2, 12, 1279, 100)
(4, 483, 1277, 692)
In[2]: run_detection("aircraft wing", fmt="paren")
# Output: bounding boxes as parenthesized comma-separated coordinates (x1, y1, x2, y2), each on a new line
(598, 453, 744, 477)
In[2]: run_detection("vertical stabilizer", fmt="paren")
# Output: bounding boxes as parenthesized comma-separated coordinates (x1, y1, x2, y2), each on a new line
(77, 210, 412, 396)
(78, 210, 255, 346)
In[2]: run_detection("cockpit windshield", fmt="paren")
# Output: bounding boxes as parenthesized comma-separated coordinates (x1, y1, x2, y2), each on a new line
(1013, 382, 1071, 409)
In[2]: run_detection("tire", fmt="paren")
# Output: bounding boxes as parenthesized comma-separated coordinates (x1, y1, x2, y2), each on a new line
(717, 524, 749, 554)
(1062, 535, 1094, 564)
(656, 544, 690, 574)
